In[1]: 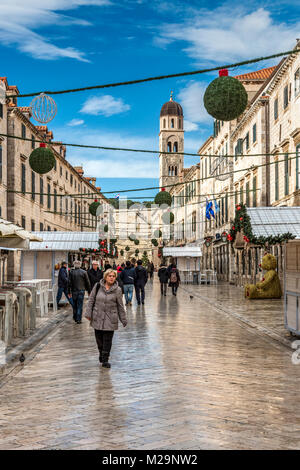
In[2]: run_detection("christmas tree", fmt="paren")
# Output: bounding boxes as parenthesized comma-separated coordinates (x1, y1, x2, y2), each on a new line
(142, 251, 149, 268)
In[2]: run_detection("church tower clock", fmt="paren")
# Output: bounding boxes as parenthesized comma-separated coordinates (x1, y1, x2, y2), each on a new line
(159, 92, 184, 188)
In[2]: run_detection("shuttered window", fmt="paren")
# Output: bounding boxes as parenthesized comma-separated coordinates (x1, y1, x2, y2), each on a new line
(253, 123, 257, 143)
(285, 154, 289, 196)
(40, 177, 44, 204)
(252, 177, 257, 207)
(47, 183, 51, 209)
(274, 98, 278, 120)
(246, 181, 250, 206)
(296, 145, 300, 190)
(0, 146, 2, 181)
(54, 188, 57, 212)
(275, 160, 279, 200)
(31, 171, 35, 200)
(21, 123, 26, 139)
(21, 163, 26, 194)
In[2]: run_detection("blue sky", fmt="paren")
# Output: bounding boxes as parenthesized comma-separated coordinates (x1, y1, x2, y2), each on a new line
(1, 0, 300, 198)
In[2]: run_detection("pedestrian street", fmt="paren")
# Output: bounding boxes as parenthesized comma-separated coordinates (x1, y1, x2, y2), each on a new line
(1, 280, 300, 450)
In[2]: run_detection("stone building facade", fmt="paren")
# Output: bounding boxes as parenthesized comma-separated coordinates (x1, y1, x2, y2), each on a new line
(0, 77, 108, 280)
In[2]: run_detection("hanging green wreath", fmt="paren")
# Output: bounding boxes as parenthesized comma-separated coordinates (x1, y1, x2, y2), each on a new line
(151, 239, 158, 246)
(154, 190, 172, 206)
(125, 246, 130, 251)
(128, 233, 136, 241)
(29, 144, 56, 174)
(153, 229, 162, 238)
(120, 249, 124, 256)
(203, 69, 248, 121)
(135, 249, 139, 255)
(229, 203, 296, 246)
(162, 212, 174, 224)
(104, 225, 108, 232)
(134, 239, 140, 245)
(89, 200, 100, 216)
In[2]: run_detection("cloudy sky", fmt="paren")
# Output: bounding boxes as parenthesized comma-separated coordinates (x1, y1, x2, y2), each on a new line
(1, 0, 300, 196)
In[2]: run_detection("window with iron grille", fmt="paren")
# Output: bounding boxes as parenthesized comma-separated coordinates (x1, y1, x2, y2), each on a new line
(21, 163, 26, 194)
(31, 220, 35, 231)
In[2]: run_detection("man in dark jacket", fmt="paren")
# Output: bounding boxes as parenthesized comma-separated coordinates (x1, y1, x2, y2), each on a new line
(120, 260, 136, 305)
(87, 261, 103, 290)
(56, 262, 73, 308)
(69, 260, 91, 323)
(134, 259, 148, 305)
(158, 262, 168, 296)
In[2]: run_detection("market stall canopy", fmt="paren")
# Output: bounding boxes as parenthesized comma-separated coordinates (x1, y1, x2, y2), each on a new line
(247, 207, 300, 238)
(29, 231, 99, 251)
(0, 218, 42, 249)
(163, 246, 202, 257)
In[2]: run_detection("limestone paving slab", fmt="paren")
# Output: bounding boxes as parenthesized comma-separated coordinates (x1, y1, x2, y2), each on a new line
(0, 280, 300, 450)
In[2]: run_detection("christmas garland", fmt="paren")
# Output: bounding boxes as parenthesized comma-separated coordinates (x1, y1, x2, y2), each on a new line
(228, 204, 296, 246)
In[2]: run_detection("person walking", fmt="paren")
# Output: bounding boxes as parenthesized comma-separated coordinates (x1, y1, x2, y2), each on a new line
(149, 261, 155, 279)
(69, 260, 91, 323)
(168, 263, 180, 296)
(120, 260, 136, 305)
(87, 261, 103, 290)
(85, 269, 127, 368)
(56, 261, 73, 308)
(134, 259, 148, 305)
(158, 262, 169, 296)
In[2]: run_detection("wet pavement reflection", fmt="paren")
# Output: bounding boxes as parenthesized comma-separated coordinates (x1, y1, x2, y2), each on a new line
(0, 279, 300, 450)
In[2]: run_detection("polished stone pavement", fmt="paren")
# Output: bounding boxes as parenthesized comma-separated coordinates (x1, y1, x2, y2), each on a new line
(1, 279, 300, 450)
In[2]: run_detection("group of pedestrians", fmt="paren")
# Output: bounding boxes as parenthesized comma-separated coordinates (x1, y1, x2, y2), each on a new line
(158, 261, 180, 296)
(119, 260, 148, 306)
(56, 257, 180, 369)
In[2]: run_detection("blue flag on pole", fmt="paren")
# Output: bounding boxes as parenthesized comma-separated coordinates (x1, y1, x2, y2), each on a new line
(214, 199, 220, 213)
(206, 199, 215, 220)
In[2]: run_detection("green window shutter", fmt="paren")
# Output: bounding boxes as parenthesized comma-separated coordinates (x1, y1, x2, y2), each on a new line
(285, 154, 289, 196)
(252, 177, 257, 207)
(275, 161, 279, 200)
(246, 181, 250, 206)
(296, 145, 300, 190)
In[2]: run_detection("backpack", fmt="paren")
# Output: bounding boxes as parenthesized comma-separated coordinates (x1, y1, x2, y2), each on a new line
(170, 270, 177, 283)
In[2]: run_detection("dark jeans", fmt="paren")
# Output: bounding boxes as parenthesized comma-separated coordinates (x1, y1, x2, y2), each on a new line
(171, 284, 178, 295)
(160, 282, 167, 295)
(72, 290, 85, 321)
(95, 330, 114, 362)
(135, 284, 145, 304)
(56, 287, 73, 307)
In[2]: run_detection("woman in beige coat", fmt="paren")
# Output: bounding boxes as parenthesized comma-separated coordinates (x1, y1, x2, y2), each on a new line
(85, 269, 127, 368)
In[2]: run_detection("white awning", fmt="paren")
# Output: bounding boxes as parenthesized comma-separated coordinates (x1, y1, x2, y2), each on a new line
(0, 219, 42, 249)
(163, 246, 202, 257)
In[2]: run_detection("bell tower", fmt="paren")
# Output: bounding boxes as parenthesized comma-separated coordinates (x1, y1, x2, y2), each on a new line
(159, 91, 184, 188)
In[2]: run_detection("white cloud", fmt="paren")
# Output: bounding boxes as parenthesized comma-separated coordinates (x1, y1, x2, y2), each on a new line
(80, 95, 131, 116)
(156, 8, 300, 65)
(67, 118, 85, 126)
(0, 1, 111, 61)
(178, 80, 211, 126)
(51, 126, 158, 177)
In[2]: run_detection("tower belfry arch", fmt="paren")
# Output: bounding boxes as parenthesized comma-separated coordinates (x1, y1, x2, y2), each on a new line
(159, 92, 184, 188)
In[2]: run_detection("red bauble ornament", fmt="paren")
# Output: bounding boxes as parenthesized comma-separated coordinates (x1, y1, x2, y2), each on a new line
(236, 205, 241, 211)
(240, 217, 243, 221)
(161, 187, 166, 192)
(227, 234, 233, 241)
(82, 248, 85, 252)
(219, 69, 228, 77)
(232, 226, 235, 230)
